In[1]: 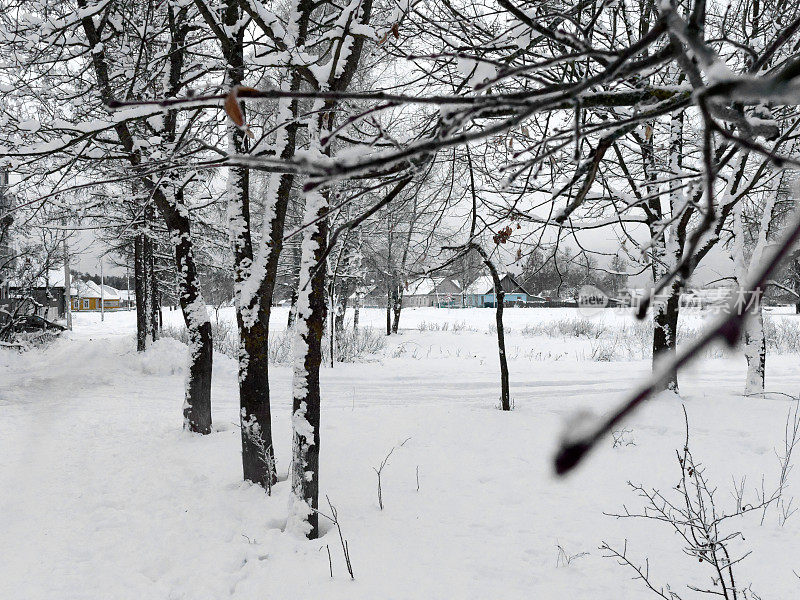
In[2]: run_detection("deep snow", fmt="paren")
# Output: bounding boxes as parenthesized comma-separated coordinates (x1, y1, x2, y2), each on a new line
(1, 307, 799, 599)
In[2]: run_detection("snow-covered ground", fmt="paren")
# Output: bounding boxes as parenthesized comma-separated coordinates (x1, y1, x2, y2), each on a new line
(2, 307, 799, 599)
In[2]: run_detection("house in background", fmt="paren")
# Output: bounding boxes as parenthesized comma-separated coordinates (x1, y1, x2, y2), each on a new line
(462, 275, 494, 307)
(71, 280, 121, 311)
(402, 277, 462, 308)
(349, 285, 388, 309)
(468, 273, 543, 307)
(5, 269, 67, 321)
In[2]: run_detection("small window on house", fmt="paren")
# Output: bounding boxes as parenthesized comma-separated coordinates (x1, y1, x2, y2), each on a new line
(82, 299, 90, 310)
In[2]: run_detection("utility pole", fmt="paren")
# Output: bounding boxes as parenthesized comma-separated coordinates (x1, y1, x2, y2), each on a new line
(63, 238, 72, 330)
(100, 257, 105, 322)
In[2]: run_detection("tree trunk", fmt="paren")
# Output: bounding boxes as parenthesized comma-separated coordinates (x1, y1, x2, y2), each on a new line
(353, 294, 360, 330)
(335, 289, 348, 334)
(652, 279, 681, 392)
(329, 285, 337, 367)
(493, 288, 510, 411)
(474, 245, 510, 410)
(134, 232, 148, 352)
(146, 232, 158, 342)
(287, 289, 298, 328)
(743, 298, 766, 395)
(391, 284, 402, 334)
(171, 195, 213, 435)
(289, 189, 328, 540)
(386, 280, 392, 335)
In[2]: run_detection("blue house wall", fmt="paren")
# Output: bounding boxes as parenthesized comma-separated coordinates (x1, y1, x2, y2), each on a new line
(482, 292, 528, 305)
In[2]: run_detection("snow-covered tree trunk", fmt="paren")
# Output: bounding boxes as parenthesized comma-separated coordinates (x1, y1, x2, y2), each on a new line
(742, 301, 766, 395)
(289, 162, 329, 540)
(732, 186, 777, 396)
(391, 283, 403, 334)
(649, 111, 683, 393)
(652, 276, 681, 392)
(219, 1, 277, 488)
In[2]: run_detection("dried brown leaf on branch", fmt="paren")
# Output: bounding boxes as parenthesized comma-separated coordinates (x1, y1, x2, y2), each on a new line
(224, 86, 257, 138)
(493, 225, 513, 245)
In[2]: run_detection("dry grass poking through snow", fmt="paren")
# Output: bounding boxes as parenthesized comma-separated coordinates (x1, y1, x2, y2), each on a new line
(161, 320, 385, 364)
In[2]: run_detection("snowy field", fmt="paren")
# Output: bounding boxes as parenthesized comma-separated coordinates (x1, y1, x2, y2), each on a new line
(2, 307, 800, 599)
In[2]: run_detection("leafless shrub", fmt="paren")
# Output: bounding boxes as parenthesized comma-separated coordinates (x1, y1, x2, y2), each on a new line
(603, 409, 779, 600)
(450, 320, 468, 332)
(590, 338, 616, 361)
(331, 326, 386, 362)
(763, 318, 800, 354)
(555, 544, 590, 568)
(163, 321, 384, 364)
(765, 397, 799, 526)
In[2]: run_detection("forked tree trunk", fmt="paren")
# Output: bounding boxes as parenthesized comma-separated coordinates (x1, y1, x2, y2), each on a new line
(217, 0, 306, 487)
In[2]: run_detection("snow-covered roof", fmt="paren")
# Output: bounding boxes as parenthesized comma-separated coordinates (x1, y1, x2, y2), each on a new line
(71, 280, 120, 300)
(405, 277, 461, 296)
(464, 275, 494, 295)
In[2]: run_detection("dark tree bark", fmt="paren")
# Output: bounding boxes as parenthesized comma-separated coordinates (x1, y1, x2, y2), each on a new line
(391, 283, 402, 334)
(220, 0, 272, 487)
(386, 279, 392, 335)
(472, 244, 510, 411)
(652, 279, 681, 392)
(291, 195, 328, 540)
(134, 232, 148, 352)
(147, 231, 159, 342)
(287, 289, 298, 327)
